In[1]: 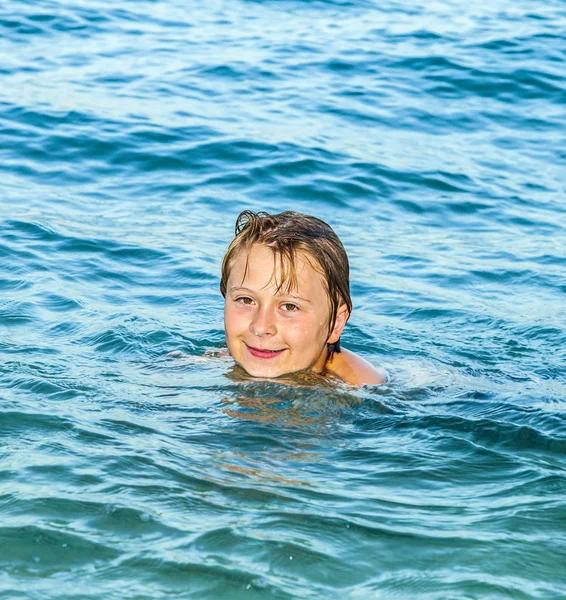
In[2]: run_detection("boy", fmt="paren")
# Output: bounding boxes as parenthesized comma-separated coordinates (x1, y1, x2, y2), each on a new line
(219, 210, 386, 386)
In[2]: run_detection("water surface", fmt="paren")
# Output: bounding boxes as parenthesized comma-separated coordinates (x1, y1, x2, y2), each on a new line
(1, 0, 565, 598)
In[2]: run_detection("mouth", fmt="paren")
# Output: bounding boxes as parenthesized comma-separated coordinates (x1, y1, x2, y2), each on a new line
(245, 344, 286, 359)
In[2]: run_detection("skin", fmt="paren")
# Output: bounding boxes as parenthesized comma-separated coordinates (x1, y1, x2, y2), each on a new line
(223, 244, 386, 386)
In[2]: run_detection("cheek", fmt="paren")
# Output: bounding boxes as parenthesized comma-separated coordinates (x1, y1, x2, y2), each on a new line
(284, 318, 324, 345)
(224, 305, 245, 335)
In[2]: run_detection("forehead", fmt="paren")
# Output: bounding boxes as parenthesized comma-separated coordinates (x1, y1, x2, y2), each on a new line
(228, 243, 328, 297)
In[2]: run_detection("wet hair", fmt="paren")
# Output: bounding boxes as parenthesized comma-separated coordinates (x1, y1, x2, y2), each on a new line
(220, 210, 352, 359)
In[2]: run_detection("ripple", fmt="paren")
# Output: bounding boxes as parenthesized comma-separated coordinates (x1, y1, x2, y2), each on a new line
(0, 300, 36, 325)
(0, 525, 121, 566)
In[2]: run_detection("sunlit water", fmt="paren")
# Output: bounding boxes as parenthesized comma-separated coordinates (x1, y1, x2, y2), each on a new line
(1, 0, 565, 598)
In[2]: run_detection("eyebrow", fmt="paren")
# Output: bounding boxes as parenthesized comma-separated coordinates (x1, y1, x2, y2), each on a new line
(229, 286, 312, 304)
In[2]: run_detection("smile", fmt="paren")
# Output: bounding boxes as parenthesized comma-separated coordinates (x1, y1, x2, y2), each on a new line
(245, 344, 286, 359)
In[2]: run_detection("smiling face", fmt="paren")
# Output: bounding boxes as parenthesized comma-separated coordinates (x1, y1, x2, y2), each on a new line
(224, 244, 347, 379)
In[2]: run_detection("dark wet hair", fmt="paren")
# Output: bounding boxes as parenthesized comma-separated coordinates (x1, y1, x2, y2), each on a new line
(220, 210, 352, 359)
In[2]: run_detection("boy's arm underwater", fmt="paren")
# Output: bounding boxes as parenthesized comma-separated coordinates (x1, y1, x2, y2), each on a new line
(324, 348, 387, 386)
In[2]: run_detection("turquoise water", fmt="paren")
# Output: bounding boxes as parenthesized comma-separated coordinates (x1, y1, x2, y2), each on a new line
(1, 0, 566, 597)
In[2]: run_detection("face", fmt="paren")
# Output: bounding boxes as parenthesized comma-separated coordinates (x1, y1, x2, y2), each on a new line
(224, 244, 347, 379)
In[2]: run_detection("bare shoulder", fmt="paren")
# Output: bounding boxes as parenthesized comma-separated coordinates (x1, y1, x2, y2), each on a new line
(325, 348, 387, 386)
(204, 348, 231, 358)
(166, 348, 232, 360)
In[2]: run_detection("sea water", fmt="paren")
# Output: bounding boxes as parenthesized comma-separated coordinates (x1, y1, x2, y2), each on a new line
(1, 0, 565, 598)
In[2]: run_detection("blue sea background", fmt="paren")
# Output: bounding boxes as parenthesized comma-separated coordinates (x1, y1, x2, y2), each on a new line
(1, 0, 565, 598)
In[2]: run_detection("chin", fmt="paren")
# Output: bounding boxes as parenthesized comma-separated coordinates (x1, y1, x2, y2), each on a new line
(240, 362, 286, 379)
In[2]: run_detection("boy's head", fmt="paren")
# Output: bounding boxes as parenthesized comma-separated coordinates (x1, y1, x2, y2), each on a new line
(220, 210, 352, 378)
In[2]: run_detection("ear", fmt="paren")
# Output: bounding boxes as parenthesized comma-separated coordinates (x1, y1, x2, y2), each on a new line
(327, 303, 349, 344)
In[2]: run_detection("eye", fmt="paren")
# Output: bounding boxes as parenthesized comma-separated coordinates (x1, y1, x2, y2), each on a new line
(281, 302, 299, 312)
(236, 296, 254, 306)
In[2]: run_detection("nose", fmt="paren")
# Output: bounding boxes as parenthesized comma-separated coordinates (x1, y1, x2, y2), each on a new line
(250, 306, 276, 336)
